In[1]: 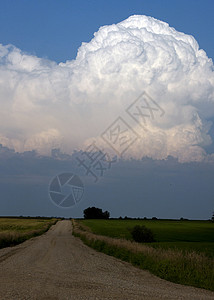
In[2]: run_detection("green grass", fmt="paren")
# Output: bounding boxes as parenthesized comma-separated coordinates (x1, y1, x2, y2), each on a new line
(80, 219, 214, 257)
(73, 219, 214, 291)
(0, 217, 58, 248)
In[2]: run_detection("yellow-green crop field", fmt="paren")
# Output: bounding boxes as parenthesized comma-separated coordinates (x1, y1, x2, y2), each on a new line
(0, 217, 57, 248)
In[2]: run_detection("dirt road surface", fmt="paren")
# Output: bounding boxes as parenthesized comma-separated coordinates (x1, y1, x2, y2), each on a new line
(0, 220, 213, 300)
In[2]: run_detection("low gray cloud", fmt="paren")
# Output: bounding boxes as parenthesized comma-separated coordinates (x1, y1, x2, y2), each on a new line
(0, 146, 213, 219)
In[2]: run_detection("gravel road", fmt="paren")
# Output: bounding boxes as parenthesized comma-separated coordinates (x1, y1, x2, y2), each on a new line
(0, 220, 213, 300)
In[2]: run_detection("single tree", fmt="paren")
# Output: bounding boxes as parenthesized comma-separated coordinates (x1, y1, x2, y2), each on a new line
(83, 207, 110, 219)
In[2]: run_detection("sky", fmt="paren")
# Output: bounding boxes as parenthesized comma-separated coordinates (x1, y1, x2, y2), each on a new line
(0, 0, 214, 219)
(0, 0, 214, 63)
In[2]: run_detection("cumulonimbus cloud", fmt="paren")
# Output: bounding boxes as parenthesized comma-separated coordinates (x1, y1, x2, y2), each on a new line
(0, 15, 214, 162)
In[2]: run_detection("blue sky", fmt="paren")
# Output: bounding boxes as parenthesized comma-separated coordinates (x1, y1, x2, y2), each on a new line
(0, 0, 213, 63)
(0, 0, 214, 219)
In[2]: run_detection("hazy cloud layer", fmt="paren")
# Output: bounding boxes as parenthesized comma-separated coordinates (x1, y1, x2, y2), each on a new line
(0, 15, 214, 162)
(0, 146, 213, 219)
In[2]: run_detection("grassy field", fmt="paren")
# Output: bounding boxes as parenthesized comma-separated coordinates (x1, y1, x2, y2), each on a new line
(73, 219, 214, 291)
(79, 219, 214, 258)
(0, 217, 58, 249)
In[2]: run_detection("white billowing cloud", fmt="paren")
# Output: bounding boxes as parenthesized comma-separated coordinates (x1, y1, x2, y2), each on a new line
(24, 129, 62, 155)
(0, 15, 214, 162)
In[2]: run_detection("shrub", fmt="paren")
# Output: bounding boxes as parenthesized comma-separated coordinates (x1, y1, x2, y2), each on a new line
(130, 225, 155, 243)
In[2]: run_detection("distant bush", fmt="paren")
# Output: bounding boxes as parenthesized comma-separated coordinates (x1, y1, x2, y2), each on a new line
(130, 225, 155, 243)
